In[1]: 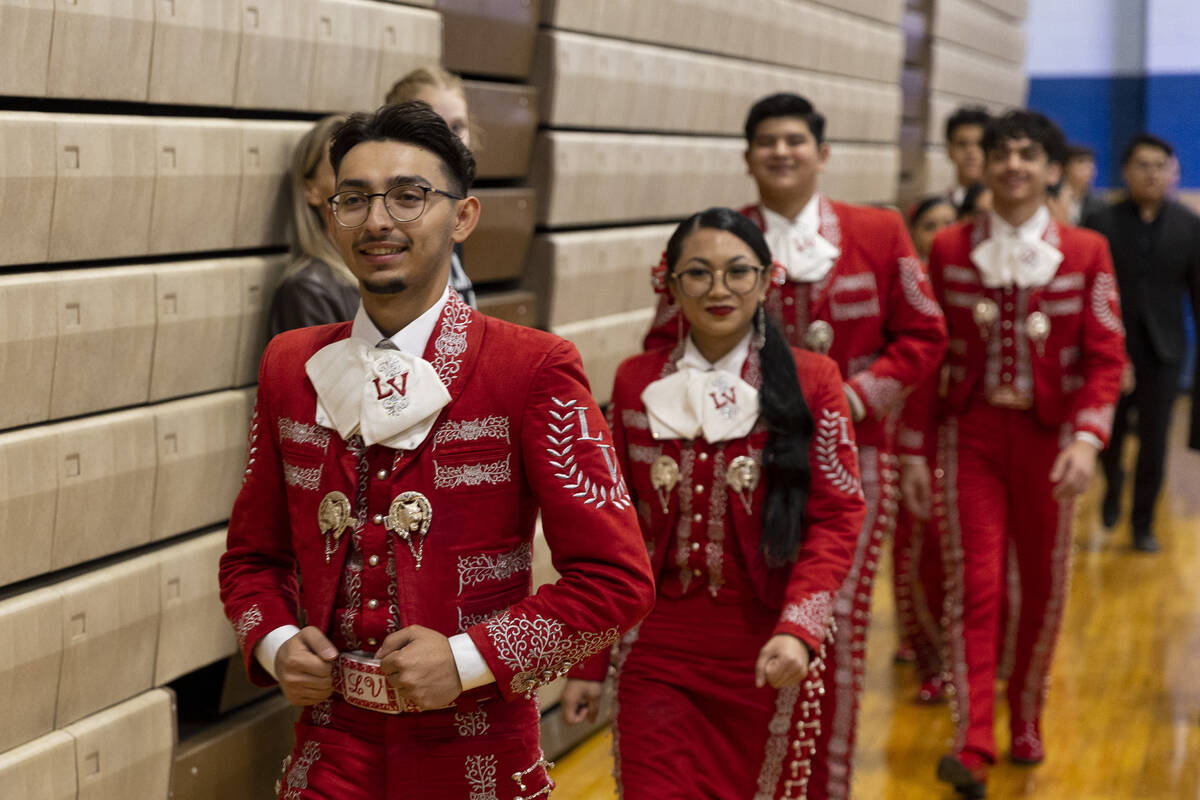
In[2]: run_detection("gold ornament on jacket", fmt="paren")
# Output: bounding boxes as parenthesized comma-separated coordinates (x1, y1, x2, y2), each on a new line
(386, 491, 433, 569)
(318, 491, 352, 563)
(973, 298, 1000, 338)
(726, 455, 761, 514)
(650, 455, 680, 513)
(804, 320, 834, 354)
(1024, 311, 1051, 356)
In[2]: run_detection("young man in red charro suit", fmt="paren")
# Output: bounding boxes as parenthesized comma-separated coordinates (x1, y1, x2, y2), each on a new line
(218, 102, 654, 799)
(903, 110, 1125, 798)
(644, 93, 947, 800)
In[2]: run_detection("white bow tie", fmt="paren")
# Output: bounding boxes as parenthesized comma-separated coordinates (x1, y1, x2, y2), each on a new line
(641, 367, 759, 443)
(305, 338, 451, 449)
(766, 225, 841, 283)
(970, 235, 1063, 289)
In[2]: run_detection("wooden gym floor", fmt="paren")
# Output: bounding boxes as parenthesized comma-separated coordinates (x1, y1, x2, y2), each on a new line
(549, 399, 1200, 799)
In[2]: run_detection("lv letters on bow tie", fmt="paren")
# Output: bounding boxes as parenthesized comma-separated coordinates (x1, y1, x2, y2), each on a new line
(641, 367, 760, 443)
(305, 339, 451, 449)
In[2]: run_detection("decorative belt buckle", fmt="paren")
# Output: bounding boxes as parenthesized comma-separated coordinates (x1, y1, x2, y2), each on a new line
(335, 652, 405, 714)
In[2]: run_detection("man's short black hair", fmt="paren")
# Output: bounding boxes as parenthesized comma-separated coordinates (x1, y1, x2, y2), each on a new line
(981, 109, 1068, 166)
(945, 106, 992, 143)
(329, 101, 476, 195)
(1066, 144, 1095, 161)
(1120, 133, 1174, 165)
(744, 93, 826, 145)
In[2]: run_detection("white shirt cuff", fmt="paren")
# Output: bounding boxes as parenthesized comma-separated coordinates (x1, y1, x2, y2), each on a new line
(1074, 431, 1104, 451)
(449, 633, 495, 691)
(254, 624, 302, 681)
(844, 384, 866, 422)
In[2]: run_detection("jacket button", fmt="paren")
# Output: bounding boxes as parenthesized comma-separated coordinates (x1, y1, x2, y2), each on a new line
(691, 541, 700, 552)
(697, 452, 708, 462)
(693, 513, 702, 523)
(373, 513, 384, 525)
(367, 637, 377, 647)
(694, 484, 704, 494)
(367, 599, 378, 610)
(368, 555, 379, 567)
(376, 469, 388, 480)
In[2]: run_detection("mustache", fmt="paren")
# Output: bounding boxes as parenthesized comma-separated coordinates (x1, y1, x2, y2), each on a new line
(354, 235, 410, 249)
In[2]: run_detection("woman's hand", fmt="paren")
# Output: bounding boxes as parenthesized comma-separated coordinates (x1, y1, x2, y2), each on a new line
(755, 634, 810, 688)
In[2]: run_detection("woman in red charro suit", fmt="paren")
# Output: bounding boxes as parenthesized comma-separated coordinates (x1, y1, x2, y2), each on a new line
(562, 208, 866, 799)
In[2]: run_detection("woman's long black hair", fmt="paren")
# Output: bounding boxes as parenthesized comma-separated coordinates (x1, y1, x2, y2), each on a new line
(665, 208, 815, 567)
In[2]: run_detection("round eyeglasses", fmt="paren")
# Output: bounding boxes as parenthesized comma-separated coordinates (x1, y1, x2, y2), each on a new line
(327, 183, 464, 228)
(671, 265, 766, 298)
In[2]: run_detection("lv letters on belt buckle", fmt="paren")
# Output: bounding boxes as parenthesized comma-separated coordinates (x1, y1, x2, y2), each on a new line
(334, 652, 410, 714)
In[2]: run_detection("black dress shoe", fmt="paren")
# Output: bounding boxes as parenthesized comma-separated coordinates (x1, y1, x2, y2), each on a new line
(1101, 491, 1120, 528)
(937, 754, 987, 799)
(1133, 533, 1160, 553)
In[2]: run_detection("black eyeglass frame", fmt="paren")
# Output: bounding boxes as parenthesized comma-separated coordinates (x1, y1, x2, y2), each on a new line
(326, 184, 465, 228)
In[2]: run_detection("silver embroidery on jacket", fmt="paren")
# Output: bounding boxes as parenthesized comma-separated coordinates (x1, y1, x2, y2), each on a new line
(434, 455, 512, 489)
(484, 611, 620, 696)
(457, 542, 532, 595)
(278, 418, 331, 449)
(781, 591, 834, 641)
(899, 256, 942, 317)
(458, 606, 506, 633)
(283, 462, 322, 491)
(455, 708, 490, 737)
(282, 741, 321, 800)
(234, 603, 262, 647)
(547, 397, 631, 510)
(621, 409, 650, 430)
(434, 415, 510, 449)
(431, 290, 473, 387)
(815, 409, 862, 497)
(1091, 272, 1123, 333)
(943, 265, 979, 284)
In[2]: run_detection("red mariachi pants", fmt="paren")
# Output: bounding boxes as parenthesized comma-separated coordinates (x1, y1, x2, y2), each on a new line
(936, 404, 1074, 762)
(807, 446, 898, 800)
(276, 694, 551, 800)
(892, 502, 946, 683)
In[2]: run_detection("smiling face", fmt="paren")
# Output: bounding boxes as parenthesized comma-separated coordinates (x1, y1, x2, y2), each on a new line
(669, 227, 768, 361)
(744, 116, 828, 202)
(910, 201, 956, 260)
(326, 139, 471, 297)
(985, 135, 1061, 215)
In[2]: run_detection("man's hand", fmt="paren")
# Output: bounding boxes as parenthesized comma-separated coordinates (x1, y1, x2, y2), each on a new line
(561, 679, 604, 725)
(900, 456, 932, 520)
(1120, 363, 1136, 395)
(755, 634, 810, 689)
(275, 626, 338, 707)
(1050, 438, 1099, 500)
(376, 625, 462, 710)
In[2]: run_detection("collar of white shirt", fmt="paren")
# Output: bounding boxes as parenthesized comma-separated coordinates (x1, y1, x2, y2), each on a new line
(761, 195, 840, 283)
(678, 329, 751, 375)
(971, 207, 1063, 289)
(350, 283, 450, 355)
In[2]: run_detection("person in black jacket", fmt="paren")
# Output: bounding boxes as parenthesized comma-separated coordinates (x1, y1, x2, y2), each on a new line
(1085, 133, 1200, 552)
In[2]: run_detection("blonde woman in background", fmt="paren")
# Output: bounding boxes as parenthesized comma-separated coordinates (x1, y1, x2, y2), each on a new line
(268, 114, 360, 337)
(386, 65, 477, 307)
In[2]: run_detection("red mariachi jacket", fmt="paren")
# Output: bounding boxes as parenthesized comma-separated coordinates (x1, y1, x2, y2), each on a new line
(644, 198, 948, 451)
(901, 216, 1126, 451)
(219, 292, 655, 701)
(611, 344, 864, 655)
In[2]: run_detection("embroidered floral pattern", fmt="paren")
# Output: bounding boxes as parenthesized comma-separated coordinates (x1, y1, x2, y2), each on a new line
(815, 409, 862, 497)
(431, 289, 473, 387)
(308, 698, 332, 727)
(457, 542, 532, 595)
(464, 754, 498, 800)
(1076, 404, 1115, 435)
(278, 418, 331, 449)
(899, 256, 942, 317)
(455, 709, 490, 737)
(283, 462, 321, 491)
(830, 272, 877, 293)
(754, 685, 802, 800)
(458, 606, 505, 633)
(818, 195, 842, 251)
(434, 415, 510, 449)
(1091, 272, 1123, 333)
(852, 373, 904, 417)
(1048, 272, 1084, 292)
(484, 611, 620, 696)
(546, 397, 631, 510)
(943, 265, 979, 284)
(621, 409, 650, 430)
(1041, 296, 1083, 316)
(627, 443, 661, 464)
(282, 741, 321, 800)
(829, 297, 880, 321)
(434, 455, 512, 489)
(234, 604, 262, 647)
(781, 591, 834, 641)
